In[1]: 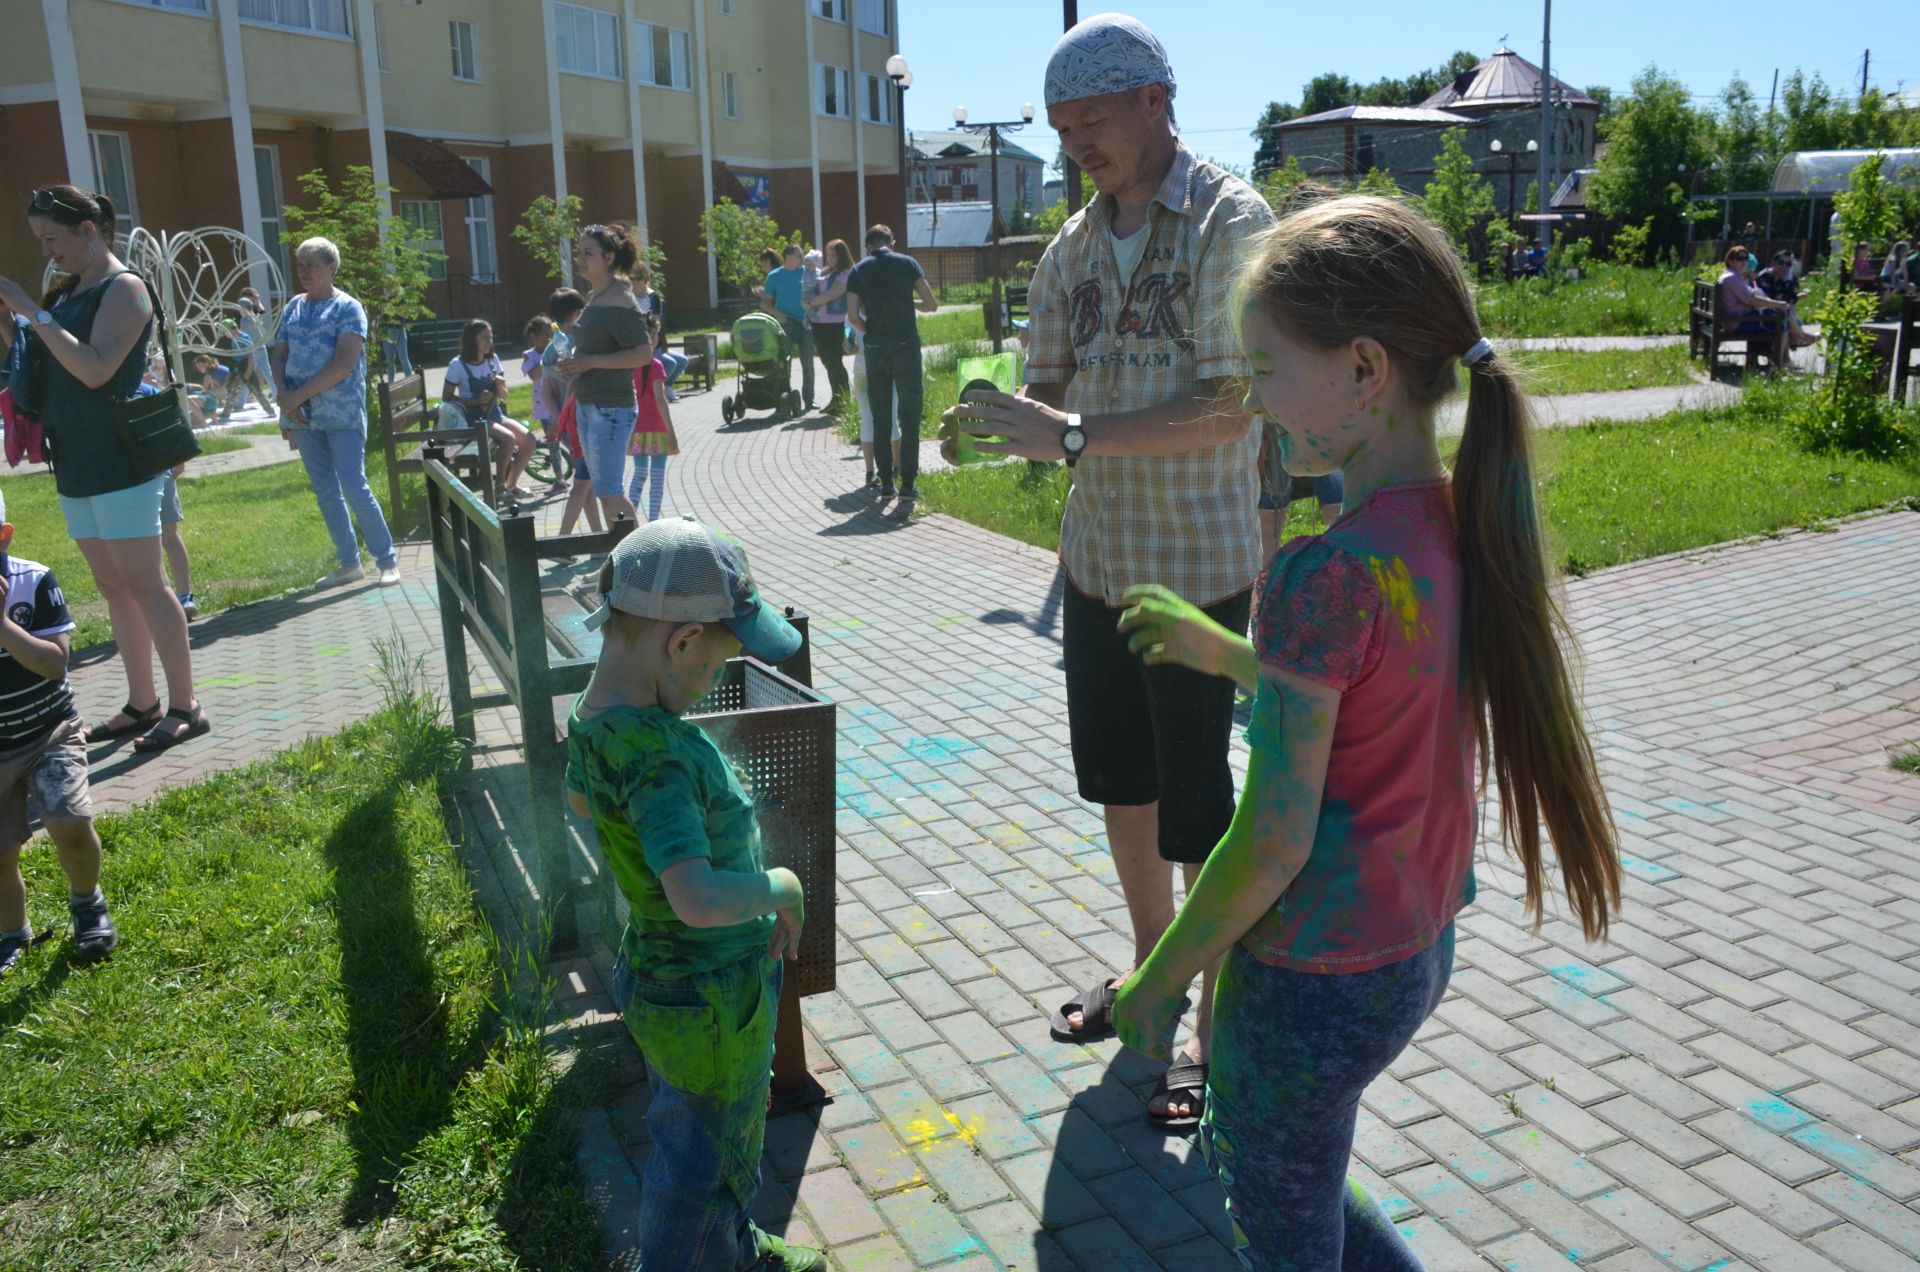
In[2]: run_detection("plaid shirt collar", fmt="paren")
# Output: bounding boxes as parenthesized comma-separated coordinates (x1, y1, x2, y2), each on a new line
(1084, 143, 1198, 233)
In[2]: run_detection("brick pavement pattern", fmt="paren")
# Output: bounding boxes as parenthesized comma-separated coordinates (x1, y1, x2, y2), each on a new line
(66, 378, 1920, 1270)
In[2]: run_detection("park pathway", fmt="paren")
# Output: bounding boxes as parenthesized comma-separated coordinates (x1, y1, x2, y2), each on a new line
(65, 379, 1920, 1270)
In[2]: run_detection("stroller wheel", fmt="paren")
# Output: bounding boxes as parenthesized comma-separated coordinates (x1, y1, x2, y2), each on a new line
(721, 395, 734, 423)
(786, 390, 803, 417)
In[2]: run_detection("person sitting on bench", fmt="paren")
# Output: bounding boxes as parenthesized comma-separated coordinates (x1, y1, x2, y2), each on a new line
(1716, 246, 1791, 369)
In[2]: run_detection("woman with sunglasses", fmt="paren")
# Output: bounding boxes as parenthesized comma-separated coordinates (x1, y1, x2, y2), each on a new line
(0, 184, 207, 753)
(555, 223, 653, 524)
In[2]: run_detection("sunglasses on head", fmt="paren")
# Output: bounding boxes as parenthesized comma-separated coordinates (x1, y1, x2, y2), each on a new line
(30, 188, 88, 216)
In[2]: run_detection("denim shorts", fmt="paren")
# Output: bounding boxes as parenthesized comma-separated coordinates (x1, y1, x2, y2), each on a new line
(60, 473, 167, 541)
(160, 473, 183, 525)
(576, 402, 637, 499)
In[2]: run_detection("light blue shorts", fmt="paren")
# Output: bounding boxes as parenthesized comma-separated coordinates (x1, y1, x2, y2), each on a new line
(577, 402, 638, 500)
(160, 473, 183, 525)
(60, 474, 167, 541)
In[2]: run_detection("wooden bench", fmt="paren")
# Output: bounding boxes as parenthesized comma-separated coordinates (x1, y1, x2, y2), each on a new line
(678, 332, 718, 393)
(378, 371, 495, 522)
(422, 456, 835, 1108)
(1888, 292, 1918, 407)
(1688, 279, 1774, 377)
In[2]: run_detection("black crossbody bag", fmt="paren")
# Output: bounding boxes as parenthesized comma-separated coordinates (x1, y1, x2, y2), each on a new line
(111, 273, 203, 479)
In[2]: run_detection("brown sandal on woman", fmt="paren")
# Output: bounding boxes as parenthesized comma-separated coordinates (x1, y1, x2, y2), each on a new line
(85, 701, 162, 744)
(133, 704, 211, 754)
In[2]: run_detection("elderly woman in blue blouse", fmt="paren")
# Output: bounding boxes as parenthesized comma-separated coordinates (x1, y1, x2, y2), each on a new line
(271, 237, 400, 589)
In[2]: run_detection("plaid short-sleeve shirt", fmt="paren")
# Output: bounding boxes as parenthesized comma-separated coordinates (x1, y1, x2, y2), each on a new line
(1026, 144, 1273, 606)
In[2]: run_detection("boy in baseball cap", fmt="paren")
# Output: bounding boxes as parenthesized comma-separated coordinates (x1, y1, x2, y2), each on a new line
(0, 487, 117, 977)
(564, 515, 819, 1271)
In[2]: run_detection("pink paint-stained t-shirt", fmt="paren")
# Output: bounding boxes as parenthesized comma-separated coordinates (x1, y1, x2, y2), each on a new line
(1242, 477, 1478, 974)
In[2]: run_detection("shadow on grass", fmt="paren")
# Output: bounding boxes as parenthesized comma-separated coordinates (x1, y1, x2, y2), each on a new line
(324, 778, 486, 1224)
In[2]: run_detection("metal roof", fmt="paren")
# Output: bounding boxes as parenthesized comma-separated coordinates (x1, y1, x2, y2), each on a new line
(1771, 149, 1920, 195)
(1276, 105, 1480, 130)
(1418, 47, 1597, 112)
(905, 202, 1004, 248)
(906, 130, 1046, 166)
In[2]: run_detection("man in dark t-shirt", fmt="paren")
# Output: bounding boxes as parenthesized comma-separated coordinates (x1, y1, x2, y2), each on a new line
(845, 224, 937, 498)
(0, 494, 117, 976)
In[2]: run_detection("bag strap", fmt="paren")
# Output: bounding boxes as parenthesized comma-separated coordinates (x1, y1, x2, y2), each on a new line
(102, 268, 180, 390)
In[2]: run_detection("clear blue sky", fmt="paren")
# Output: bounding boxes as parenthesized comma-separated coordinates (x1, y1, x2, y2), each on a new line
(896, 1, 1911, 176)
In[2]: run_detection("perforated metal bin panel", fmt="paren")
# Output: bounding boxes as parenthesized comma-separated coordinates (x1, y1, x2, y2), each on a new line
(687, 658, 837, 996)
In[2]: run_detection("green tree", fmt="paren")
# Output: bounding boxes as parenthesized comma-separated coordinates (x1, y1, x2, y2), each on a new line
(1585, 85, 1616, 141)
(1715, 75, 1773, 197)
(1251, 101, 1299, 178)
(1421, 130, 1500, 261)
(512, 193, 583, 282)
(1355, 167, 1403, 198)
(1833, 151, 1904, 252)
(1588, 67, 1708, 257)
(280, 165, 437, 372)
(696, 202, 798, 293)
(1030, 196, 1074, 240)
(1608, 216, 1655, 265)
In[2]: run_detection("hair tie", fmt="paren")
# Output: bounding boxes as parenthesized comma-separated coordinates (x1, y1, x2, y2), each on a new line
(1461, 338, 1494, 367)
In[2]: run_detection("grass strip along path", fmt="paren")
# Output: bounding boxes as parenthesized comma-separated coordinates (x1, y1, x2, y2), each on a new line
(0, 661, 603, 1271)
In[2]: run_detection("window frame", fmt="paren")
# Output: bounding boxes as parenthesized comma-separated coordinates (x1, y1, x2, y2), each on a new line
(856, 0, 890, 35)
(253, 143, 290, 286)
(373, 4, 390, 73)
(88, 130, 140, 232)
(235, 0, 351, 39)
(450, 19, 480, 84)
(722, 72, 741, 120)
(397, 199, 448, 283)
(815, 0, 846, 20)
(104, 0, 210, 13)
(553, 1, 622, 81)
(816, 62, 852, 119)
(464, 157, 498, 285)
(635, 22, 692, 91)
(863, 72, 892, 124)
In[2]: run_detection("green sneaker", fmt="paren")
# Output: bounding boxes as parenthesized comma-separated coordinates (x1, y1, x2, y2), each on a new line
(752, 1231, 825, 1272)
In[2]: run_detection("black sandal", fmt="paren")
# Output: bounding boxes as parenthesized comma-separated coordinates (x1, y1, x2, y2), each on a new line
(1147, 1058, 1209, 1129)
(85, 701, 162, 744)
(133, 704, 211, 754)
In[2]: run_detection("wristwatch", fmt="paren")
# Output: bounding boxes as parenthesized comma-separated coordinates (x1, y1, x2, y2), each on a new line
(1061, 414, 1087, 468)
(30, 309, 52, 329)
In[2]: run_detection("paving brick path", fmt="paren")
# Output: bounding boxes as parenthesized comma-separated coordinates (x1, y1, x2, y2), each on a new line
(65, 376, 1920, 1270)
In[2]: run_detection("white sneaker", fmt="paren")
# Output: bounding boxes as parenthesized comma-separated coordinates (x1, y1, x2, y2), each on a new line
(317, 563, 366, 588)
(377, 567, 402, 587)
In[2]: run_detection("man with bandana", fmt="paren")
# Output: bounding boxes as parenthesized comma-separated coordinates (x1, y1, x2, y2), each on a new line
(945, 14, 1273, 1128)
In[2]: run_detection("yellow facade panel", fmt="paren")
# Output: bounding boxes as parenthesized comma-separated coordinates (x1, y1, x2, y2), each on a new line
(71, 1, 224, 104)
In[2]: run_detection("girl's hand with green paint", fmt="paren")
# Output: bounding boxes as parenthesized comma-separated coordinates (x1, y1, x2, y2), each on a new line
(1111, 967, 1183, 1062)
(1118, 585, 1255, 688)
(767, 867, 805, 961)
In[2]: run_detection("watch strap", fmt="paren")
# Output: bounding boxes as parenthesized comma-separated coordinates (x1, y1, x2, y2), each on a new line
(1063, 412, 1085, 468)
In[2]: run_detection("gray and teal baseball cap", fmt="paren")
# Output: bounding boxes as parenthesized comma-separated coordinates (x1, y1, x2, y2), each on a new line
(591, 515, 800, 663)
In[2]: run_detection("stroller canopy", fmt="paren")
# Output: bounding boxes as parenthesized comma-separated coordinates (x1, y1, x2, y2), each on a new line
(730, 312, 787, 367)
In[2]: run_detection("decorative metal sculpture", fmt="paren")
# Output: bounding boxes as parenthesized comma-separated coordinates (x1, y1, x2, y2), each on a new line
(43, 225, 286, 389)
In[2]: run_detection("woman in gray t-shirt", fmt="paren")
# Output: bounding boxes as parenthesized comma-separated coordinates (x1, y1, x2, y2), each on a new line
(556, 224, 653, 523)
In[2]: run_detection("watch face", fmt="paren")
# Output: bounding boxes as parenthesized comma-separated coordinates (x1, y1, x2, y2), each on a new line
(1064, 427, 1086, 454)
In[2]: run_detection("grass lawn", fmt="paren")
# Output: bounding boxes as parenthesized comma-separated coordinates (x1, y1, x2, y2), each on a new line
(1509, 345, 1698, 396)
(1476, 263, 1695, 338)
(5, 448, 397, 650)
(0, 670, 601, 1269)
(916, 396, 1920, 576)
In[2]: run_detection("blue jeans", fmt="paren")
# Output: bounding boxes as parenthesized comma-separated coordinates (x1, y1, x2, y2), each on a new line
(779, 318, 816, 404)
(577, 403, 638, 500)
(611, 951, 782, 1272)
(1202, 928, 1455, 1270)
(625, 451, 669, 521)
(291, 426, 396, 571)
(864, 340, 923, 488)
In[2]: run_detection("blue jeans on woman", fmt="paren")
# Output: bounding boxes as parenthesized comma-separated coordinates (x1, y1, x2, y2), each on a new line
(577, 402, 638, 501)
(611, 951, 783, 1272)
(291, 425, 396, 570)
(1202, 927, 1455, 1270)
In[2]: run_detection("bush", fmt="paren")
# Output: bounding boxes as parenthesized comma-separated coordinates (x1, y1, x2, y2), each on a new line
(1787, 287, 1915, 460)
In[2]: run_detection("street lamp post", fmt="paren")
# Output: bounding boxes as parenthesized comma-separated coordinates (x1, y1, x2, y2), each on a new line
(1489, 137, 1538, 229)
(955, 103, 1036, 353)
(886, 54, 912, 240)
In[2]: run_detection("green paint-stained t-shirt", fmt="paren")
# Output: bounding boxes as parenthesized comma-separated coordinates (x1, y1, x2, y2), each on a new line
(565, 703, 773, 978)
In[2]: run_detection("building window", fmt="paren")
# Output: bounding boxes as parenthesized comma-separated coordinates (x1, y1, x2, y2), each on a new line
(815, 0, 845, 19)
(718, 0, 733, 11)
(373, 4, 390, 72)
(88, 131, 139, 231)
(465, 157, 497, 284)
(554, 2, 621, 79)
(116, 0, 208, 11)
(237, 0, 349, 35)
(397, 200, 447, 282)
(253, 144, 289, 283)
(722, 72, 740, 119)
(856, 0, 889, 34)
(863, 73, 892, 124)
(637, 23, 691, 90)
(816, 63, 851, 118)
(450, 20, 479, 82)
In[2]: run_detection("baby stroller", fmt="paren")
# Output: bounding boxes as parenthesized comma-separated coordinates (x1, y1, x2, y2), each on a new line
(721, 311, 802, 425)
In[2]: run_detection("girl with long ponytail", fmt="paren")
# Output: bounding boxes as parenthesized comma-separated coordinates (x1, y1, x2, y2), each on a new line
(1109, 194, 1620, 1268)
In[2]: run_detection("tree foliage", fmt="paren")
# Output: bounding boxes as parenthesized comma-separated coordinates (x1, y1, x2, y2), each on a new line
(696, 202, 798, 292)
(1421, 131, 1506, 262)
(280, 165, 438, 370)
(1250, 50, 1479, 177)
(513, 194, 669, 296)
(1588, 67, 1709, 257)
